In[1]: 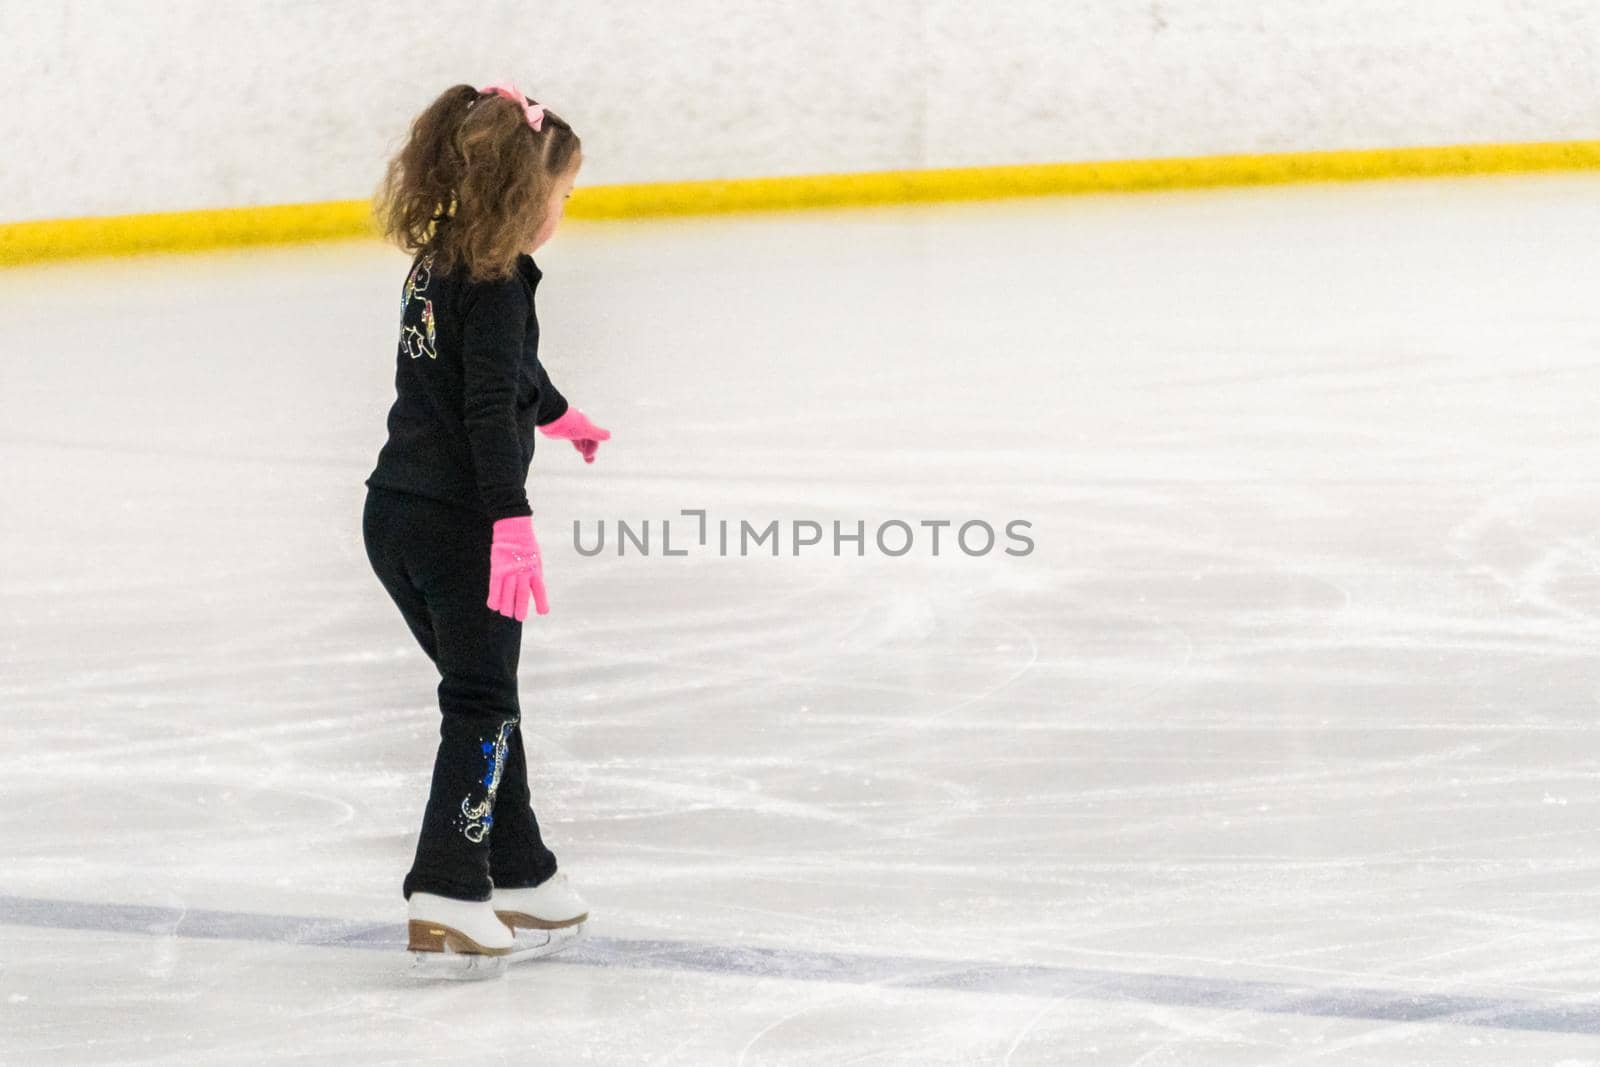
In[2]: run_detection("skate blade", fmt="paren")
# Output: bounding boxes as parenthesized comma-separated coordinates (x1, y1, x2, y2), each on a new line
(407, 950, 509, 981)
(505, 921, 587, 963)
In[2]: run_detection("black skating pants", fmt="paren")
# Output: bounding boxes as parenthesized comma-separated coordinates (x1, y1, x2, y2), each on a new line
(362, 485, 559, 901)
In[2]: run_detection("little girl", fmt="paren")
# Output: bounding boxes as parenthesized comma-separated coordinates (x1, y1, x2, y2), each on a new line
(362, 82, 610, 977)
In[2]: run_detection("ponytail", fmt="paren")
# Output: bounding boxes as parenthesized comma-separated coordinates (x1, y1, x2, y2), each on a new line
(376, 84, 480, 258)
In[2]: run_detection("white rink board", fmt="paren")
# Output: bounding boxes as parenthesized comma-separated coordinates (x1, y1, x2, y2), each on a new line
(5, 1, 1600, 221)
(3, 176, 1600, 1062)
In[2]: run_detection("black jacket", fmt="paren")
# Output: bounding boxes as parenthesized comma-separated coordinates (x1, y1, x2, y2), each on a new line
(365, 251, 568, 520)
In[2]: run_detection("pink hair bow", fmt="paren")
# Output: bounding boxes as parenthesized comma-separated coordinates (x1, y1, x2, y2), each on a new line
(480, 82, 545, 132)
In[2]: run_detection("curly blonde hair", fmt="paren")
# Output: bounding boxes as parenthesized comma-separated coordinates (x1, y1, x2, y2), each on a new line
(376, 84, 581, 282)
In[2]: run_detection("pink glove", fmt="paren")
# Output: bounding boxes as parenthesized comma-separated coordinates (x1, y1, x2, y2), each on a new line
(488, 515, 549, 620)
(539, 407, 611, 463)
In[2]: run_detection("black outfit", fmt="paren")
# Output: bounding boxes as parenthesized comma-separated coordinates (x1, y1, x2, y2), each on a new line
(362, 249, 567, 901)
(367, 251, 568, 520)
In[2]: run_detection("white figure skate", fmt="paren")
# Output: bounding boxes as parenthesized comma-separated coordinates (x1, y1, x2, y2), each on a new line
(406, 892, 514, 980)
(492, 870, 590, 962)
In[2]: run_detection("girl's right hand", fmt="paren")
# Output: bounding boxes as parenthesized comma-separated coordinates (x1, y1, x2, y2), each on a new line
(538, 407, 611, 463)
(488, 515, 549, 620)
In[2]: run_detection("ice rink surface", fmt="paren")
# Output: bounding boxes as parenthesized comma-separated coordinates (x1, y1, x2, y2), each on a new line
(4, 174, 1600, 1064)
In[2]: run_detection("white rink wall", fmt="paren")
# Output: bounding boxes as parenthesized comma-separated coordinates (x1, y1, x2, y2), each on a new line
(5, 0, 1599, 223)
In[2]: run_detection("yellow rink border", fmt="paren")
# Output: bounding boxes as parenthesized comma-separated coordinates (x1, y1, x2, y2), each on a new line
(5, 139, 1600, 267)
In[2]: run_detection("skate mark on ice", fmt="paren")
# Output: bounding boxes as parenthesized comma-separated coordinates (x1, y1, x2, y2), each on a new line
(2, 893, 1598, 1036)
